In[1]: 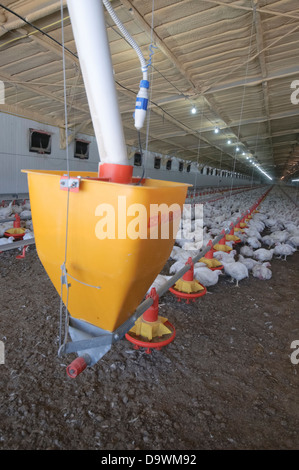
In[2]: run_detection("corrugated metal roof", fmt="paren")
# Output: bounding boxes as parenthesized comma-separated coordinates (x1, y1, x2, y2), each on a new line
(0, 0, 299, 179)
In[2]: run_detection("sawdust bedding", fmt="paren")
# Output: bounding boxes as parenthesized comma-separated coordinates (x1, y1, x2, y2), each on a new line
(0, 247, 299, 451)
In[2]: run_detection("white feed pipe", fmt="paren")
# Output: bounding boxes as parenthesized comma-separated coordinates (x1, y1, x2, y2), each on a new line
(67, 0, 128, 165)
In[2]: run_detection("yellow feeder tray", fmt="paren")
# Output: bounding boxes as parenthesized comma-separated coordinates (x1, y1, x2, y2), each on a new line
(129, 315, 171, 341)
(199, 257, 223, 269)
(226, 234, 241, 242)
(4, 227, 26, 240)
(173, 277, 205, 294)
(22, 169, 189, 333)
(213, 243, 232, 252)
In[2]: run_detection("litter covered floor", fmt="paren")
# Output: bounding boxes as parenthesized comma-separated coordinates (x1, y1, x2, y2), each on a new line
(0, 244, 299, 450)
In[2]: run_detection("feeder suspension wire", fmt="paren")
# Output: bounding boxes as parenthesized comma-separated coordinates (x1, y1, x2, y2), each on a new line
(59, 0, 71, 351)
(230, 5, 255, 196)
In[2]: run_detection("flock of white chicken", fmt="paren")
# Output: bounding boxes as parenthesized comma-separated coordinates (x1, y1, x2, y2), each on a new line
(150, 185, 299, 293)
(1, 185, 299, 293)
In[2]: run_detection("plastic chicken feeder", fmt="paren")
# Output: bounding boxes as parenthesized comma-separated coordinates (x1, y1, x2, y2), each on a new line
(125, 287, 176, 354)
(169, 257, 207, 303)
(22, 169, 189, 368)
(225, 223, 241, 244)
(4, 214, 26, 240)
(199, 240, 223, 270)
(239, 213, 248, 229)
(213, 230, 232, 252)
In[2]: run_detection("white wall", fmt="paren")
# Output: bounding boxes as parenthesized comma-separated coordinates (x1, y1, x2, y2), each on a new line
(0, 113, 259, 196)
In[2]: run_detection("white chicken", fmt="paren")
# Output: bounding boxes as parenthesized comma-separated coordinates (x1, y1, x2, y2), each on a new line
(213, 249, 236, 263)
(11, 204, 23, 214)
(169, 260, 187, 275)
(253, 248, 274, 262)
(252, 262, 272, 280)
(146, 274, 172, 294)
(0, 222, 13, 237)
(238, 254, 259, 271)
(0, 236, 14, 245)
(274, 243, 296, 260)
(288, 236, 299, 248)
(271, 230, 290, 244)
(261, 235, 275, 248)
(222, 260, 249, 287)
(20, 210, 32, 219)
(247, 237, 261, 249)
(240, 245, 254, 257)
(244, 228, 262, 240)
(23, 231, 34, 240)
(193, 267, 222, 287)
(182, 240, 203, 251)
(0, 202, 13, 219)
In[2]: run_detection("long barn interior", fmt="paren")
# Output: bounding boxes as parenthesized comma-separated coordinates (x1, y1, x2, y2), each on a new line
(0, 0, 299, 452)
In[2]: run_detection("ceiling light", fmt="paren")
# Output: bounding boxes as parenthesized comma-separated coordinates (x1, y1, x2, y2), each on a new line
(191, 107, 196, 114)
(214, 127, 219, 134)
(242, 152, 245, 156)
(236, 147, 240, 152)
(227, 140, 231, 144)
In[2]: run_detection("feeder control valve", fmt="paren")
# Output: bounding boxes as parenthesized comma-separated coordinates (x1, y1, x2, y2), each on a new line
(134, 79, 149, 130)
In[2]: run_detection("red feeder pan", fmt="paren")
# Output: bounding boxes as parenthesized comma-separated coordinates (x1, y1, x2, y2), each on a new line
(125, 320, 176, 355)
(168, 285, 207, 303)
(4, 228, 25, 240)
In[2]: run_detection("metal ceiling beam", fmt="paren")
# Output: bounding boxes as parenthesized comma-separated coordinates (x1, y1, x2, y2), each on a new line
(0, 102, 64, 128)
(118, 0, 250, 155)
(118, 0, 199, 95)
(201, 0, 299, 21)
(229, 109, 299, 127)
(0, 2, 66, 38)
(0, 69, 90, 121)
(204, 66, 299, 94)
(22, 27, 77, 67)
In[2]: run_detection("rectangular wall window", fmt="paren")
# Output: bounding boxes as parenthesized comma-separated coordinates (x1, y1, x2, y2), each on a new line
(154, 156, 161, 169)
(74, 139, 90, 159)
(134, 152, 142, 166)
(29, 129, 51, 154)
(166, 159, 172, 170)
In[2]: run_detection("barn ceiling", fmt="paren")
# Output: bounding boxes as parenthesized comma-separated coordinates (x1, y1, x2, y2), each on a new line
(0, 0, 299, 179)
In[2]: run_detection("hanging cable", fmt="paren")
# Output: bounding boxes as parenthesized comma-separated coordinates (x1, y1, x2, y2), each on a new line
(58, 0, 71, 353)
(144, 0, 156, 180)
(229, 6, 255, 196)
(132, 131, 145, 186)
(194, 99, 205, 192)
